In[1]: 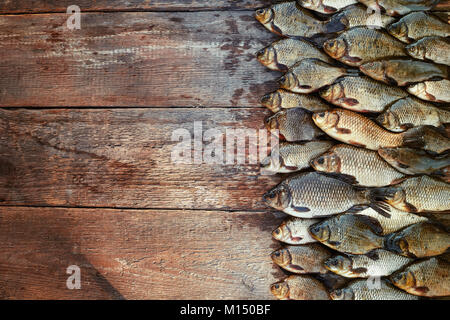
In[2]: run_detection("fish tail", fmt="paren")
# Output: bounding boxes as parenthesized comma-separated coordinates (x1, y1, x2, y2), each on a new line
(356, 188, 392, 218)
(400, 127, 426, 150)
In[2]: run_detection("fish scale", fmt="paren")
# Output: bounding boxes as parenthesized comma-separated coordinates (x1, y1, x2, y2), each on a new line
(320, 76, 408, 113)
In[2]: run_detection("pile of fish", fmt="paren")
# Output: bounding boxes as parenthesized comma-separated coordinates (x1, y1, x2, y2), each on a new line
(255, 0, 450, 300)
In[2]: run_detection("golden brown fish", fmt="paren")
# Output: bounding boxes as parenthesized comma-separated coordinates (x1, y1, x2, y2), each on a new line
(407, 79, 450, 103)
(360, 59, 448, 86)
(265, 108, 324, 142)
(261, 140, 334, 173)
(255, 2, 326, 38)
(271, 244, 331, 274)
(263, 172, 391, 218)
(298, 0, 358, 14)
(323, 27, 407, 67)
(261, 89, 331, 113)
(309, 214, 386, 254)
(391, 257, 450, 297)
(387, 11, 450, 43)
(330, 279, 419, 300)
(325, 249, 413, 278)
(272, 217, 321, 245)
(270, 275, 330, 300)
(313, 109, 450, 153)
(374, 175, 450, 213)
(385, 222, 450, 258)
(319, 76, 408, 113)
(406, 36, 450, 66)
(311, 144, 405, 187)
(279, 58, 357, 93)
(358, 0, 439, 16)
(378, 147, 450, 177)
(256, 38, 334, 72)
(324, 4, 396, 32)
(376, 97, 450, 132)
(352, 205, 428, 235)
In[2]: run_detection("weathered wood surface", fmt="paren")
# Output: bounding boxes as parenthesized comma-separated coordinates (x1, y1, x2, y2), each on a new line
(0, 11, 278, 107)
(0, 206, 285, 299)
(0, 108, 281, 209)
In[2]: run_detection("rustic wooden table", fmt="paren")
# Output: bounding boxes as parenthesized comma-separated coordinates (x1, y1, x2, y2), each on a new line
(0, 0, 286, 299)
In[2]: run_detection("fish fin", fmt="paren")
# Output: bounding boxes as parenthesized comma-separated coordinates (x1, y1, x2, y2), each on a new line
(290, 236, 303, 242)
(324, 17, 347, 33)
(344, 55, 362, 64)
(365, 250, 380, 261)
(414, 286, 430, 294)
(321, 172, 357, 185)
(293, 206, 311, 213)
(288, 264, 304, 272)
(401, 126, 431, 150)
(299, 85, 312, 90)
(336, 127, 352, 134)
(328, 240, 341, 247)
(397, 162, 410, 169)
(348, 140, 366, 148)
(356, 215, 384, 235)
(368, 202, 391, 218)
(346, 205, 368, 214)
(270, 23, 283, 37)
(340, 98, 359, 107)
(351, 267, 368, 274)
(425, 92, 437, 101)
(284, 165, 299, 171)
(400, 123, 414, 131)
(384, 75, 398, 86)
(323, 5, 337, 13)
(391, 177, 407, 185)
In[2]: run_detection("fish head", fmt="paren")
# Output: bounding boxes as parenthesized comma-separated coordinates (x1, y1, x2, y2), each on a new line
(260, 91, 281, 112)
(271, 248, 292, 267)
(263, 184, 291, 211)
(311, 151, 340, 173)
(320, 83, 343, 103)
(298, 0, 322, 10)
(387, 21, 409, 42)
(383, 187, 406, 209)
(278, 72, 298, 92)
(378, 148, 401, 163)
(309, 221, 331, 242)
(376, 111, 400, 131)
(272, 223, 289, 242)
(330, 288, 354, 300)
(406, 43, 425, 60)
(390, 270, 416, 291)
(270, 281, 290, 300)
(256, 46, 276, 67)
(255, 7, 274, 25)
(360, 61, 385, 82)
(324, 255, 353, 275)
(312, 111, 339, 131)
(323, 38, 347, 60)
(260, 153, 281, 172)
(407, 82, 426, 97)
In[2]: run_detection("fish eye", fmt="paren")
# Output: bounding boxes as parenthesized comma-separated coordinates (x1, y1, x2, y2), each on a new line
(274, 228, 281, 235)
(256, 9, 265, 15)
(317, 112, 325, 118)
(274, 251, 281, 257)
(274, 284, 280, 289)
(317, 157, 325, 165)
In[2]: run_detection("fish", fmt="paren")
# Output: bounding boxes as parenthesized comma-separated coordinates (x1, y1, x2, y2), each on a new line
(374, 175, 450, 213)
(279, 58, 357, 94)
(272, 217, 321, 245)
(265, 108, 324, 142)
(297, 0, 358, 14)
(406, 36, 450, 66)
(256, 38, 334, 72)
(315, 272, 349, 291)
(385, 222, 450, 258)
(391, 257, 450, 297)
(353, 206, 428, 235)
(271, 244, 331, 274)
(378, 147, 450, 177)
(255, 2, 326, 38)
(261, 140, 334, 173)
(311, 144, 405, 187)
(263, 172, 391, 218)
(323, 27, 407, 67)
(387, 11, 450, 43)
(309, 214, 386, 254)
(261, 89, 331, 114)
(407, 79, 450, 103)
(359, 59, 448, 86)
(325, 249, 414, 278)
(357, 0, 440, 16)
(319, 76, 408, 113)
(270, 275, 330, 300)
(324, 4, 396, 33)
(312, 109, 450, 153)
(330, 279, 419, 300)
(376, 97, 450, 132)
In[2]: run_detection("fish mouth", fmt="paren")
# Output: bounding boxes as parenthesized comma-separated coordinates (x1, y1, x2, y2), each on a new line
(255, 48, 269, 64)
(255, 8, 273, 24)
(260, 93, 273, 108)
(279, 73, 296, 91)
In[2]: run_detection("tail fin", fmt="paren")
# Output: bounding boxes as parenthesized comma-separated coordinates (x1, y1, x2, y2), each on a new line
(362, 187, 401, 218)
(400, 127, 427, 150)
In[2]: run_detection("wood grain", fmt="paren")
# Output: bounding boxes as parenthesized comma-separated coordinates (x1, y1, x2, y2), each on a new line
(0, 206, 285, 299)
(0, 0, 272, 13)
(0, 11, 278, 107)
(0, 108, 282, 209)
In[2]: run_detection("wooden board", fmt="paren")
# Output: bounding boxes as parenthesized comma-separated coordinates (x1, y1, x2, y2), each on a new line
(0, 108, 282, 209)
(0, 206, 285, 299)
(0, 11, 278, 107)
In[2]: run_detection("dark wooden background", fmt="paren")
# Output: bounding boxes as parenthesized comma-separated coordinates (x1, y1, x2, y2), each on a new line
(0, 1, 448, 300)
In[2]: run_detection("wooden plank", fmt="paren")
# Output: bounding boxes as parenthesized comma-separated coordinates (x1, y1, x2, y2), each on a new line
(0, 206, 285, 299)
(0, 1, 271, 13)
(0, 108, 282, 209)
(0, 11, 278, 107)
